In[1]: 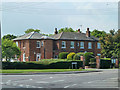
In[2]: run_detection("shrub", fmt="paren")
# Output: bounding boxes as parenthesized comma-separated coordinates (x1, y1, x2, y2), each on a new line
(67, 52, 75, 60)
(100, 58, 111, 69)
(73, 52, 84, 60)
(58, 52, 69, 59)
(84, 52, 94, 66)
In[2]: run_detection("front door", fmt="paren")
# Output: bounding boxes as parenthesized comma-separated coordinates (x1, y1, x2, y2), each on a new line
(36, 53, 41, 61)
(23, 53, 26, 62)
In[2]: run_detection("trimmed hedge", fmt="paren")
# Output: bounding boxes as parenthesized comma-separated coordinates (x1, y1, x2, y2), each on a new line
(73, 52, 84, 60)
(100, 58, 111, 69)
(67, 52, 75, 60)
(58, 52, 69, 59)
(84, 52, 94, 66)
(2, 60, 83, 69)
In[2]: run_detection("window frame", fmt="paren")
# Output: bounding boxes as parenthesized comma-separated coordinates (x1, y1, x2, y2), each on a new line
(36, 41, 41, 48)
(97, 42, 101, 49)
(61, 41, 66, 48)
(41, 41, 44, 46)
(88, 42, 92, 49)
(80, 42, 84, 49)
(70, 41, 74, 48)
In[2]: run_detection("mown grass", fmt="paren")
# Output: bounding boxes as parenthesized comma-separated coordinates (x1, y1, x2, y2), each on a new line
(1, 69, 94, 74)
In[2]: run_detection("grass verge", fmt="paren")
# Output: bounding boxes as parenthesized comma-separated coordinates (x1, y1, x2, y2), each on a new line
(1, 69, 94, 74)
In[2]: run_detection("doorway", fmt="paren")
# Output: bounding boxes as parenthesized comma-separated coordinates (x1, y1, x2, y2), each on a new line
(36, 53, 41, 61)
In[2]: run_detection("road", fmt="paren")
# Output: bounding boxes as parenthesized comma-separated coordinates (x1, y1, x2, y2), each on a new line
(1, 69, 119, 88)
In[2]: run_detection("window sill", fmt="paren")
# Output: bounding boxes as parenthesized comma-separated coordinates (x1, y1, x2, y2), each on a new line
(36, 47, 41, 48)
(61, 47, 66, 49)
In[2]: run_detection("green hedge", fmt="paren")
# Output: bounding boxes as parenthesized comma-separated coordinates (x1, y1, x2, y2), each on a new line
(67, 52, 75, 60)
(73, 52, 84, 60)
(100, 58, 111, 69)
(84, 52, 94, 66)
(58, 52, 69, 59)
(2, 60, 83, 69)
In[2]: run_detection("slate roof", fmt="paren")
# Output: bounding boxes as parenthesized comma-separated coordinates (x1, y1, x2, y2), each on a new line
(13, 31, 99, 41)
(50, 32, 99, 41)
(13, 32, 47, 40)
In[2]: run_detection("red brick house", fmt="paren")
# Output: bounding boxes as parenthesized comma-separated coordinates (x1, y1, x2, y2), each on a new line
(13, 28, 101, 62)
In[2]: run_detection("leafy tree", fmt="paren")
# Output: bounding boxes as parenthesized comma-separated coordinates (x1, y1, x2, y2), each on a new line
(25, 29, 40, 33)
(91, 29, 106, 38)
(3, 34, 17, 40)
(58, 27, 75, 33)
(2, 39, 21, 61)
(99, 29, 120, 58)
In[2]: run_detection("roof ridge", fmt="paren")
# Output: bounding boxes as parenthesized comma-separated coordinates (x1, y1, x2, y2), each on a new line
(28, 32, 35, 39)
(58, 32, 64, 39)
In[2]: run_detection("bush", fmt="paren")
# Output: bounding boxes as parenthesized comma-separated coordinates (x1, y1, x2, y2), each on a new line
(2, 60, 83, 69)
(58, 52, 69, 59)
(67, 52, 75, 60)
(89, 58, 96, 68)
(100, 58, 111, 69)
(84, 52, 94, 66)
(73, 52, 84, 60)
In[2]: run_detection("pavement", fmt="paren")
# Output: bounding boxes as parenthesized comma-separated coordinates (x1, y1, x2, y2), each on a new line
(1, 69, 119, 88)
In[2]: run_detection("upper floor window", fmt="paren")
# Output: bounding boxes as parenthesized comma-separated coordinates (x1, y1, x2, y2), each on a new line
(88, 42, 92, 49)
(41, 41, 44, 46)
(70, 41, 74, 48)
(97, 43, 101, 49)
(36, 41, 40, 48)
(16, 41, 18, 47)
(62, 41, 66, 48)
(80, 42, 84, 49)
(77, 42, 79, 46)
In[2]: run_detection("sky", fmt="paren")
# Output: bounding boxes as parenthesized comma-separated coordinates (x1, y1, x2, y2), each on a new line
(1, 0, 118, 37)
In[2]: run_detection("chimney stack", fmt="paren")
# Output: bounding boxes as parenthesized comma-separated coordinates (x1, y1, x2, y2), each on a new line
(78, 29, 81, 33)
(86, 28, 90, 37)
(54, 28, 58, 34)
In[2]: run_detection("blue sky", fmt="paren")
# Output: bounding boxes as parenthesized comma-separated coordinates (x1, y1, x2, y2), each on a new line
(1, 1, 118, 37)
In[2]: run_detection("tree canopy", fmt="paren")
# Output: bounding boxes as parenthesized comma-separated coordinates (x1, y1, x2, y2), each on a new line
(2, 39, 21, 61)
(99, 29, 120, 58)
(91, 29, 106, 38)
(3, 34, 17, 40)
(25, 29, 40, 33)
(58, 27, 75, 33)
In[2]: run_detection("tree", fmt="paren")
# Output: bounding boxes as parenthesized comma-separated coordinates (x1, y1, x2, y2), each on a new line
(25, 29, 40, 33)
(3, 34, 17, 40)
(91, 29, 106, 38)
(58, 27, 75, 33)
(99, 29, 120, 58)
(2, 39, 21, 61)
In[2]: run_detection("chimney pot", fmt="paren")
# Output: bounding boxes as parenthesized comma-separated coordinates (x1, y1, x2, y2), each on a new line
(86, 28, 90, 37)
(54, 28, 58, 34)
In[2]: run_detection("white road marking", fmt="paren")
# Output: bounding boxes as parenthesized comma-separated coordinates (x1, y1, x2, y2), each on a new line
(19, 84, 23, 87)
(53, 80, 64, 83)
(64, 84, 77, 88)
(29, 79, 33, 80)
(37, 81, 49, 83)
(38, 87, 43, 88)
(50, 77, 53, 79)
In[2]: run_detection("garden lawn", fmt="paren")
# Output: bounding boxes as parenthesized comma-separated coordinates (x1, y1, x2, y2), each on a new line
(2, 69, 94, 74)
